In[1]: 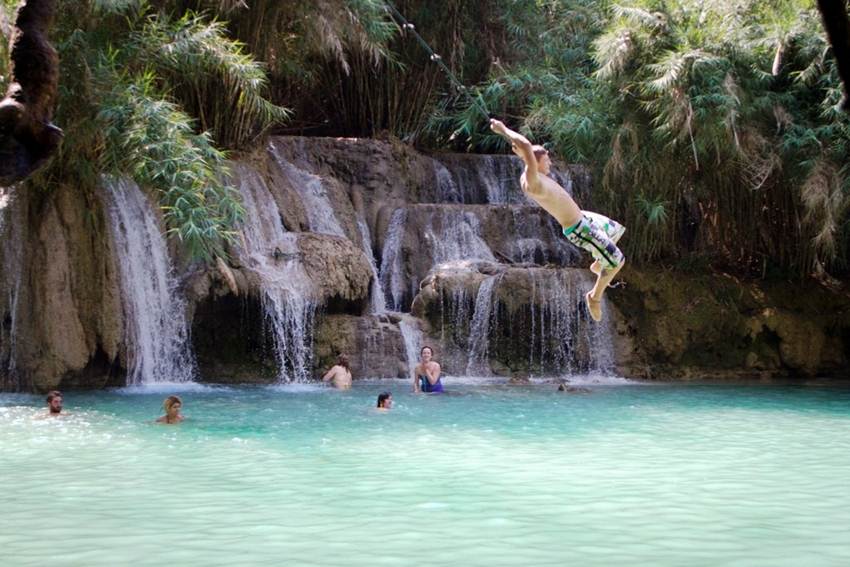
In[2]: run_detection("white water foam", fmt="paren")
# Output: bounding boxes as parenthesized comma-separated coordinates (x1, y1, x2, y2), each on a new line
(356, 215, 387, 314)
(426, 208, 495, 265)
(269, 142, 346, 237)
(398, 317, 423, 379)
(234, 165, 316, 383)
(103, 178, 196, 385)
(379, 209, 408, 311)
(465, 275, 500, 375)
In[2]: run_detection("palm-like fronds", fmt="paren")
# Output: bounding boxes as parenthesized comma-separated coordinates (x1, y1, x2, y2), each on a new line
(801, 160, 848, 260)
(139, 12, 289, 148)
(593, 27, 635, 80)
(98, 71, 243, 260)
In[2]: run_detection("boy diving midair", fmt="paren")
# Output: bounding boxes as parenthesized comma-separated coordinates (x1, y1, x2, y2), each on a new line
(489, 118, 625, 321)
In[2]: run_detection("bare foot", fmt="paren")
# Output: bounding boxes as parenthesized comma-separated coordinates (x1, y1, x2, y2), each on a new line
(585, 291, 602, 322)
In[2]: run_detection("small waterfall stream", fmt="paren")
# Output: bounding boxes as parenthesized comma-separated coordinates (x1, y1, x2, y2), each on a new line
(434, 160, 462, 203)
(398, 316, 423, 379)
(426, 208, 495, 265)
(465, 276, 499, 375)
(526, 270, 614, 374)
(269, 142, 346, 237)
(103, 178, 196, 385)
(235, 165, 316, 383)
(356, 215, 387, 314)
(379, 209, 408, 311)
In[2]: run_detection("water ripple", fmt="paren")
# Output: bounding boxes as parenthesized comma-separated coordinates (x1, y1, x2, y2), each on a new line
(1, 383, 850, 566)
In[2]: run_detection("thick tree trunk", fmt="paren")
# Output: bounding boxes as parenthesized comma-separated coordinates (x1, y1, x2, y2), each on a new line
(817, 0, 850, 110)
(0, 0, 61, 187)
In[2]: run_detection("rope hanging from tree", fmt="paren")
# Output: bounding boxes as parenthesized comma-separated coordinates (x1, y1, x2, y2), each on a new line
(384, 1, 491, 120)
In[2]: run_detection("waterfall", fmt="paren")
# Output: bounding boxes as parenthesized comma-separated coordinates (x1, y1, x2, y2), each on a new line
(356, 215, 387, 314)
(425, 209, 495, 265)
(527, 270, 614, 374)
(478, 155, 512, 204)
(465, 276, 499, 375)
(0, 190, 24, 389)
(434, 160, 462, 203)
(433, 154, 581, 206)
(439, 284, 472, 351)
(103, 178, 196, 385)
(398, 316, 423, 379)
(379, 209, 408, 311)
(269, 142, 345, 237)
(235, 165, 316, 383)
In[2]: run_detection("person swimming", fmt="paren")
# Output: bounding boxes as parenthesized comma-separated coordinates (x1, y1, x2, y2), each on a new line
(156, 395, 184, 424)
(413, 345, 444, 393)
(44, 390, 65, 417)
(376, 391, 393, 410)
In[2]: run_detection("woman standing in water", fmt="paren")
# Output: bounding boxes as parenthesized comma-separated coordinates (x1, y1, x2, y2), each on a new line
(157, 396, 184, 424)
(413, 346, 443, 393)
(322, 354, 353, 390)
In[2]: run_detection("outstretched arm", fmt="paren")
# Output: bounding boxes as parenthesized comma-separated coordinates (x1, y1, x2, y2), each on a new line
(490, 119, 538, 182)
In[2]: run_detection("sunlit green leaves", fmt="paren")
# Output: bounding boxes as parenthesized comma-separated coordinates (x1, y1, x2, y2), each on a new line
(97, 71, 244, 260)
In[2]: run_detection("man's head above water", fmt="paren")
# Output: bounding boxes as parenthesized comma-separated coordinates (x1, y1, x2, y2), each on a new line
(46, 390, 63, 414)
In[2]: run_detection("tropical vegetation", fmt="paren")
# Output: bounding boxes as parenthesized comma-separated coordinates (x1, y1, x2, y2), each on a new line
(1, 0, 846, 276)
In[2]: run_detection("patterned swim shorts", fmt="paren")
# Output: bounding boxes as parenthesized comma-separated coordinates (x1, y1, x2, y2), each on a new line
(562, 211, 626, 270)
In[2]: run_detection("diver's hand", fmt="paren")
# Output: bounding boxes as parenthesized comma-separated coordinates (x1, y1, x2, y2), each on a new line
(489, 118, 508, 135)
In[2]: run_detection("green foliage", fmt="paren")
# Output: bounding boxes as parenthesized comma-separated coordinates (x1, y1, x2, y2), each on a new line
(2, 0, 847, 276)
(13, 0, 288, 261)
(436, 0, 849, 277)
(138, 11, 289, 148)
(98, 72, 243, 260)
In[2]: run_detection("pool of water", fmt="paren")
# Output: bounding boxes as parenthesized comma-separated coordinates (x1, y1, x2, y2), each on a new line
(2, 378, 850, 566)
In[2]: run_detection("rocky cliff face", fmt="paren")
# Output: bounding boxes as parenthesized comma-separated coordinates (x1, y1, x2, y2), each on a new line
(0, 184, 124, 392)
(1, 137, 847, 391)
(610, 269, 850, 379)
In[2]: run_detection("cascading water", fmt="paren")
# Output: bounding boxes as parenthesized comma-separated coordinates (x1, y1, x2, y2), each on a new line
(438, 282, 472, 351)
(526, 269, 614, 374)
(465, 276, 499, 375)
(434, 160, 462, 203)
(379, 209, 408, 311)
(398, 316, 423, 379)
(269, 142, 346, 237)
(235, 164, 316, 383)
(425, 208, 495, 264)
(356, 215, 387, 314)
(103, 178, 196, 385)
(477, 155, 514, 204)
(0, 190, 24, 389)
(508, 207, 578, 266)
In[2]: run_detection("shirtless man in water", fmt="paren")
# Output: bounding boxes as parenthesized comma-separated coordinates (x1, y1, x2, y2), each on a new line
(489, 119, 626, 321)
(45, 390, 65, 417)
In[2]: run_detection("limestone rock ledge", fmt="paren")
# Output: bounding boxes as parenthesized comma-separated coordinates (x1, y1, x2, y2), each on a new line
(610, 268, 850, 379)
(1, 184, 124, 392)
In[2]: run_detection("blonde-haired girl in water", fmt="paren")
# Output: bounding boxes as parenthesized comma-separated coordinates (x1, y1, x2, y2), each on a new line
(157, 396, 184, 424)
(413, 346, 443, 393)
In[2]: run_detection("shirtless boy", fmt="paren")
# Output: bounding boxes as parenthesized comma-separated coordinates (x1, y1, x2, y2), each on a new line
(489, 119, 625, 321)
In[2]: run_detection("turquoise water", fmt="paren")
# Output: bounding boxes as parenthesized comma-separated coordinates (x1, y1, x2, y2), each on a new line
(2, 379, 850, 566)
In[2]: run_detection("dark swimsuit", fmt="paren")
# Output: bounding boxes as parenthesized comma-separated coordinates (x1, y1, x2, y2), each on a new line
(419, 374, 444, 393)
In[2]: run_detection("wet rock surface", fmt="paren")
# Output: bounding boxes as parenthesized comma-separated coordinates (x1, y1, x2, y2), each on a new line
(2, 136, 848, 390)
